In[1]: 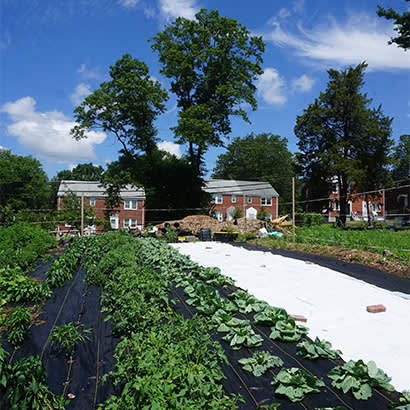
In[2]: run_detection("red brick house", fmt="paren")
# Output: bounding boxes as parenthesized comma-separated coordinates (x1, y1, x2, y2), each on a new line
(203, 179, 279, 222)
(302, 180, 385, 222)
(385, 180, 410, 222)
(328, 184, 385, 222)
(57, 180, 145, 234)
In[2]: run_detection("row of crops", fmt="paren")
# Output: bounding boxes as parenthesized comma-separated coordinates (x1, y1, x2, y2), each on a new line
(0, 225, 408, 409)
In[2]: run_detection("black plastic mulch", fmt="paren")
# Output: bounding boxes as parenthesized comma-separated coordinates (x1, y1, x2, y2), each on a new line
(0, 261, 118, 410)
(235, 242, 409, 294)
(170, 282, 398, 410)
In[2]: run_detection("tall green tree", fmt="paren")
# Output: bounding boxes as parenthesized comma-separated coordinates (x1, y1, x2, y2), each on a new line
(392, 134, 410, 181)
(151, 9, 264, 180)
(212, 133, 295, 206)
(294, 63, 393, 225)
(377, 0, 410, 50)
(55, 163, 104, 182)
(105, 148, 208, 224)
(0, 150, 50, 211)
(71, 54, 169, 159)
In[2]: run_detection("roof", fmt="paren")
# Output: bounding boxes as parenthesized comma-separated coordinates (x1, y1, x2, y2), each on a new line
(203, 179, 279, 198)
(57, 180, 145, 199)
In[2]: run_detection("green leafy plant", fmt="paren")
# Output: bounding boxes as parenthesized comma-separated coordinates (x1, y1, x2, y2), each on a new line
(50, 321, 92, 357)
(296, 337, 342, 360)
(271, 367, 325, 402)
(0, 266, 51, 304)
(269, 318, 308, 342)
(229, 290, 269, 314)
(197, 266, 235, 286)
(164, 229, 178, 243)
(4, 306, 31, 345)
(327, 360, 394, 400)
(238, 351, 283, 376)
(7, 355, 67, 409)
(222, 320, 263, 350)
(253, 306, 289, 325)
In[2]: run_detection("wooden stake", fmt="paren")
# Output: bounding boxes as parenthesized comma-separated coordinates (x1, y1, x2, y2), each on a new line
(292, 176, 295, 243)
(81, 192, 84, 237)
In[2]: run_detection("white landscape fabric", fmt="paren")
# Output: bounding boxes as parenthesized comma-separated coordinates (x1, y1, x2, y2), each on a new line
(171, 242, 410, 392)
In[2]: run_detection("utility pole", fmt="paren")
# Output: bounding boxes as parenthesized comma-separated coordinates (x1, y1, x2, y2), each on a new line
(292, 176, 295, 243)
(81, 192, 84, 237)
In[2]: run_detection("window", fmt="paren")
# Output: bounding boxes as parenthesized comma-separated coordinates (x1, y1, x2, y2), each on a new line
(90, 198, 96, 207)
(124, 218, 137, 228)
(213, 194, 222, 204)
(372, 203, 381, 213)
(332, 200, 340, 211)
(124, 199, 137, 209)
(332, 183, 338, 194)
(247, 196, 252, 204)
(215, 211, 223, 222)
(231, 194, 236, 203)
(261, 197, 272, 206)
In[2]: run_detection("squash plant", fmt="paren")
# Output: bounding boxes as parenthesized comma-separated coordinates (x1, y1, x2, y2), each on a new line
(253, 306, 289, 326)
(222, 320, 263, 350)
(229, 290, 269, 314)
(271, 367, 325, 402)
(328, 360, 394, 400)
(296, 337, 342, 360)
(270, 318, 308, 342)
(238, 351, 283, 376)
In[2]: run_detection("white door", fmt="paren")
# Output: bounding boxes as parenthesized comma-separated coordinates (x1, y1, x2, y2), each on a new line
(110, 215, 119, 230)
(246, 207, 257, 219)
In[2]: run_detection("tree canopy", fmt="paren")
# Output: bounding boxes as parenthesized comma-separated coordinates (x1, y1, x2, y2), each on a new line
(212, 133, 295, 205)
(377, 0, 410, 50)
(295, 63, 393, 224)
(71, 54, 169, 159)
(392, 134, 410, 181)
(53, 163, 104, 182)
(151, 9, 265, 177)
(0, 150, 50, 211)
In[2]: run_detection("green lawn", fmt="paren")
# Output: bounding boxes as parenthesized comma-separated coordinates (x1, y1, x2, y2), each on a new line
(277, 225, 410, 263)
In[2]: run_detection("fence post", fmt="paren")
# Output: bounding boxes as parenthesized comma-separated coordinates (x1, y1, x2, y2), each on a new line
(81, 192, 84, 237)
(292, 176, 295, 243)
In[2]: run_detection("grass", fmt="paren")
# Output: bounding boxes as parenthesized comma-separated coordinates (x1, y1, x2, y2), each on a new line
(252, 224, 410, 276)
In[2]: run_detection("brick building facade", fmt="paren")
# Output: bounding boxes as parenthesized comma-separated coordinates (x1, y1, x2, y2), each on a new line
(57, 180, 145, 234)
(203, 179, 279, 222)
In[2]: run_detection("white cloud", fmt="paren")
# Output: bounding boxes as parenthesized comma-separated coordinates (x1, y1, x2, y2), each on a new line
(118, 0, 141, 7)
(1, 97, 106, 163)
(77, 63, 104, 81)
(265, 13, 410, 71)
(157, 140, 182, 158)
(159, 0, 199, 21)
(70, 83, 92, 105)
(291, 74, 315, 93)
(257, 68, 287, 105)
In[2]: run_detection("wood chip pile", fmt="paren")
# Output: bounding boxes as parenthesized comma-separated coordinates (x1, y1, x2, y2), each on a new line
(156, 215, 284, 234)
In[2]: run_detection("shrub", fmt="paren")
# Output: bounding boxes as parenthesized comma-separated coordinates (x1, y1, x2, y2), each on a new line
(295, 212, 323, 226)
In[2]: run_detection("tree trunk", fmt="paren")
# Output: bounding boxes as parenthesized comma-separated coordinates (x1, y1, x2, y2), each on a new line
(338, 175, 347, 226)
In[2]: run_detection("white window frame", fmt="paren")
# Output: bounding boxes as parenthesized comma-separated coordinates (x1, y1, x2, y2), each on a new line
(231, 194, 236, 203)
(124, 218, 137, 228)
(332, 183, 338, 194)
(90, 198, 96, 207)
(124, 199, 138, 210)
(247, 196, 252, 204)
(213, 194, 222, 204)
(261, 197, 272, 206)
(215, 211, 223, 222)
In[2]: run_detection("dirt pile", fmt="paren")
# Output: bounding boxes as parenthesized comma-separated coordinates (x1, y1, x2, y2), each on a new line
(157, 215, 287, 235)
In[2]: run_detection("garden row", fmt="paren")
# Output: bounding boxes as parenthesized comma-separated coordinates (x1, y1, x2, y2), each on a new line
(0, 227, 89, 409)
(131, 238, 408, 409)
(1, 227, 409, 409)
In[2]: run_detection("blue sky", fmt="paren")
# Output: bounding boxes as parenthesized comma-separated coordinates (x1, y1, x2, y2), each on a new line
(1, 0, 409, 179)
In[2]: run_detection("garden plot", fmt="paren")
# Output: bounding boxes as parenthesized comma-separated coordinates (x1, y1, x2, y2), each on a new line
(171, 241, 410, 392)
